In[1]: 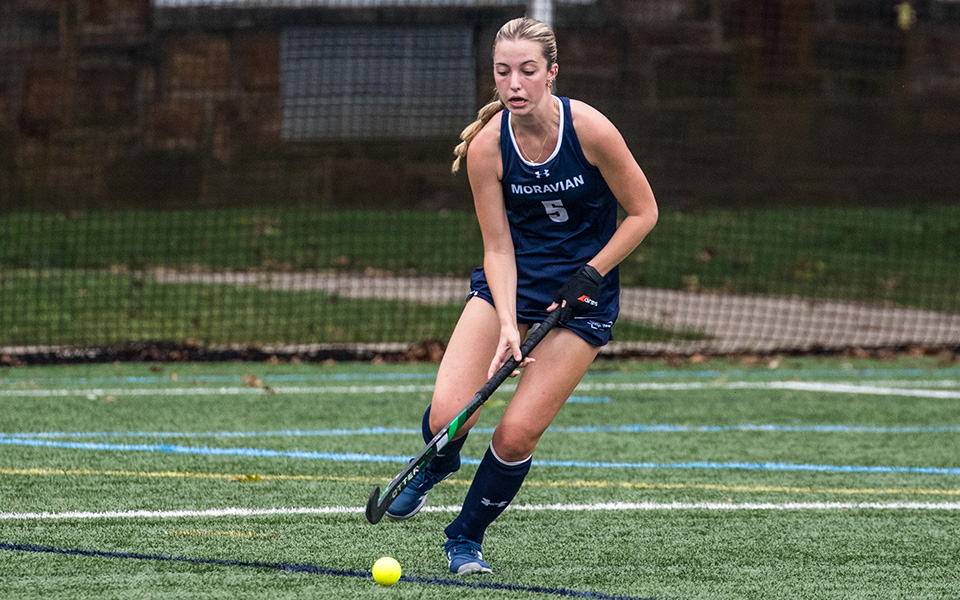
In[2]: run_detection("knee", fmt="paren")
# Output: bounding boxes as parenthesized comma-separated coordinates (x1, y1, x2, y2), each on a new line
(491, 427, 537, 463)
(427, 405, 446, 435)
(427, 400, 480, 438)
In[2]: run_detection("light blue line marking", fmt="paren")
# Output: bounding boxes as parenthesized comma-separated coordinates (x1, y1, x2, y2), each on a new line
(20, 423, 960, 439)
(5, 367, 960, 386)
(2, 427, 426, 439)
(555, 424, 960, 434)
(585, 367, 960, 380)
(566, 396, 612, 403)
(6, 423, 960, 440)
(0, 436, 409, 463)
(2, 436, 958, 475)
(532, 459, 960, 475)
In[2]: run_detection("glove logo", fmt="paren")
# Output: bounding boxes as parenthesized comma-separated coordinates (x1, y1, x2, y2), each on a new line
(577, 295, 598, 307)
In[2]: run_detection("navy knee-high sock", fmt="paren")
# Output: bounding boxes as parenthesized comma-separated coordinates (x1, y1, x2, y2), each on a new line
(444, 444, 531, 544)
(423, 406, 467, 474)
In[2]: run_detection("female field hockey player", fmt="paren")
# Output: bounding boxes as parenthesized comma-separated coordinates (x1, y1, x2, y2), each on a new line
(386, 16, 659, 575)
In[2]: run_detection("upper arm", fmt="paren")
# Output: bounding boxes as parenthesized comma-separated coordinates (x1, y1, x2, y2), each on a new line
(466, 114, 513, 254)
(571, 100, 657, 220)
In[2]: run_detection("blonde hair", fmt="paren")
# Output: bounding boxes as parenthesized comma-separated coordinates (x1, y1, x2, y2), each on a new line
(451, 17, 558, 174)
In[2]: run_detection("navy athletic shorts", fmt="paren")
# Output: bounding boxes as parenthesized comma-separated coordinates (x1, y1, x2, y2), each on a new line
(466, 267, 615, 347)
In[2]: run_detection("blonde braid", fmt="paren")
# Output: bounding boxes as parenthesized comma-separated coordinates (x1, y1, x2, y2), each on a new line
(451, 93, 504, 174)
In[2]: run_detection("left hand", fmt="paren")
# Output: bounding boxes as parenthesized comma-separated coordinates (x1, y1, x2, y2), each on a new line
(548, 264, 603, 324)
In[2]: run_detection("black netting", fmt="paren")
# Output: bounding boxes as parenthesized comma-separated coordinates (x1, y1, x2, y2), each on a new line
(1, 0, 958, 361)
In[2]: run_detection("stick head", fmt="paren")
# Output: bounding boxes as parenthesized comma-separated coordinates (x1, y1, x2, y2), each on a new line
(365, 486, 384, 524)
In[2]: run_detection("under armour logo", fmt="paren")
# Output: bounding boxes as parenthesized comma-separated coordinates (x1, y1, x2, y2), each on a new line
(535, 169, 550, 179)
(480, 498, 509, 508)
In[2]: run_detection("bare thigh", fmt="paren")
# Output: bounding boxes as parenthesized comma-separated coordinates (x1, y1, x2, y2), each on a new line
(491, 329, 600, 462)
(428, 298, 528, 436)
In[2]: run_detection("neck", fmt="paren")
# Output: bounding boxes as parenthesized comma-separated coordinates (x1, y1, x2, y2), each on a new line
(511, 95, 558, 136)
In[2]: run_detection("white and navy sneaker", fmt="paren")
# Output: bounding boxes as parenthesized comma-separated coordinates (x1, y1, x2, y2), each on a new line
(443, 535, 492, 575)
(384, 465, 451, 521)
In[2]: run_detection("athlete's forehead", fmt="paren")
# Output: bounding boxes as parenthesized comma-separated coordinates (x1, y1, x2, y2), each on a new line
(493, 39, 549, 69)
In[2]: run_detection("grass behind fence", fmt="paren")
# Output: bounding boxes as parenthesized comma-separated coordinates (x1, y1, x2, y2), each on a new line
(1, 205, 958, 348)
(3, 205, 958, 310)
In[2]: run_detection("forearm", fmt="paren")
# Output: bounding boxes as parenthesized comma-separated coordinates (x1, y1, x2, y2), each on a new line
(483, 249, 518, 327)
(588, 212, 658, 277)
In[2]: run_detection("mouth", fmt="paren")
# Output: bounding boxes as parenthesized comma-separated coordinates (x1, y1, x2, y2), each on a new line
(508, 96, 528, 108)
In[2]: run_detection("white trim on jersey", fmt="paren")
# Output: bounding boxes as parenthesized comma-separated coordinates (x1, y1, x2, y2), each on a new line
(507, 95, 564, 168)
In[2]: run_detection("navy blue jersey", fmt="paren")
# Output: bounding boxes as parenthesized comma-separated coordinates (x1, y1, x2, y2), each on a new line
(469, 96, 620, 345)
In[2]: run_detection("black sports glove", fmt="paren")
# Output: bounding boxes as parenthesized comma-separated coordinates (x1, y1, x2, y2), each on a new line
(552, 265, 603, 324)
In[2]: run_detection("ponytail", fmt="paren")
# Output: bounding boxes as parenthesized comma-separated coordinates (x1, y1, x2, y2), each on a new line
(451, 93, 504, 174)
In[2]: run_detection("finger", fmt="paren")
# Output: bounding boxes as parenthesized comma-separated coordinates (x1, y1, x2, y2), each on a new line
(514, 337, 524, 358)
(488, 357, 502, 380)
(487, 343, 509, 378)
(508, 356, 536, 377)
(546, 302, 559, 312)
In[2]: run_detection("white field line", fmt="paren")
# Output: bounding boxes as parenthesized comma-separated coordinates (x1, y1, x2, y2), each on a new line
(2, 380, 960, 399)
(0, 385, 437, 398)
(4, 502, 960, 521)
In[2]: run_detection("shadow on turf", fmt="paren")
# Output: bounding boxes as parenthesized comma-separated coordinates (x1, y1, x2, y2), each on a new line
(0, 541, 655, 600)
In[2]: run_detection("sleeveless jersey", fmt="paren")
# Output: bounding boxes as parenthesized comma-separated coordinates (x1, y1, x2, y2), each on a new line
(469, 96, 620, 337)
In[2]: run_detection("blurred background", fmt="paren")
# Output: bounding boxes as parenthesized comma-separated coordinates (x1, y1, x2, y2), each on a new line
(1, 0, 958, 362)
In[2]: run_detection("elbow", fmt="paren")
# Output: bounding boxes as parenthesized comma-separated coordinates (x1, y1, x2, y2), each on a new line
(646, 203, 659, 230)
(634, 201, 658, 236)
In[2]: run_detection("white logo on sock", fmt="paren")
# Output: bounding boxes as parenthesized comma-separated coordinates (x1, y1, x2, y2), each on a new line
(480, 498, 509, 508)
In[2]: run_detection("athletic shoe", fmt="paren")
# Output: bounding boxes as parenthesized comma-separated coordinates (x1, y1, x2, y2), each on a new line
(384, 465, 451, 521)
(443, 535, 493, 575)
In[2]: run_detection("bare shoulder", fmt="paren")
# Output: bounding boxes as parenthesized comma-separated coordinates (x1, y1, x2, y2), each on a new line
(569, 99, 621, 144)
(568, 99, 626, 165)
(468, 111, 503, 153)
(466, 110, 504, 172)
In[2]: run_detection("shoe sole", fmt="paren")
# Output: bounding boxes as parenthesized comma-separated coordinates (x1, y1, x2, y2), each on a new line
(384, 494, 428, 521)
(452, 562, 493, 575)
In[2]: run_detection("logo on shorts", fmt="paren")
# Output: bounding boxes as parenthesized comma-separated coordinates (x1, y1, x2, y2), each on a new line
(577, 295, 598, 307)
(587, 320, 613, 331)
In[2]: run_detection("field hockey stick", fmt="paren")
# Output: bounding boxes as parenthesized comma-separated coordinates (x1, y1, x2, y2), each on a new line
(365, 308, 563, 524)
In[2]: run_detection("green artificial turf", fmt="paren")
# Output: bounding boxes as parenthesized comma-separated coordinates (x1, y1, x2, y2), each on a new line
(1, 356, 959, 599)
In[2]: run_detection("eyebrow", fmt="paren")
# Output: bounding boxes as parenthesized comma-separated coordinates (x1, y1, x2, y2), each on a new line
(495, 60, 540, 68)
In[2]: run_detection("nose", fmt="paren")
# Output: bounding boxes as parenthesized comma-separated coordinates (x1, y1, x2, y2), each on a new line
(509, 72, 522, 90)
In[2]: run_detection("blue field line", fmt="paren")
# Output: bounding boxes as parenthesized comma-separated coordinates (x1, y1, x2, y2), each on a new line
(0, 436, 410, 463)
(534, 460, 960, 476)
(567, 396, 612, 403)
(2, 435, 958, 475)
(590, 367, 960, 380)
(0, 542, 653, 600)
(6, 423, 960, 440)
(555, 424, 960, 434)
(4, 366, 960, 386)
(3, 427, 427, 439)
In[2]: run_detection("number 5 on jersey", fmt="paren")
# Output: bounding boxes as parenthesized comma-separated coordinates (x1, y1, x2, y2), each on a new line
(541, 199, 569, 223)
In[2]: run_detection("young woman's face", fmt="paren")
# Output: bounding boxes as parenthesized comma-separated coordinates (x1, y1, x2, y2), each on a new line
(493, 39, 557, 115)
